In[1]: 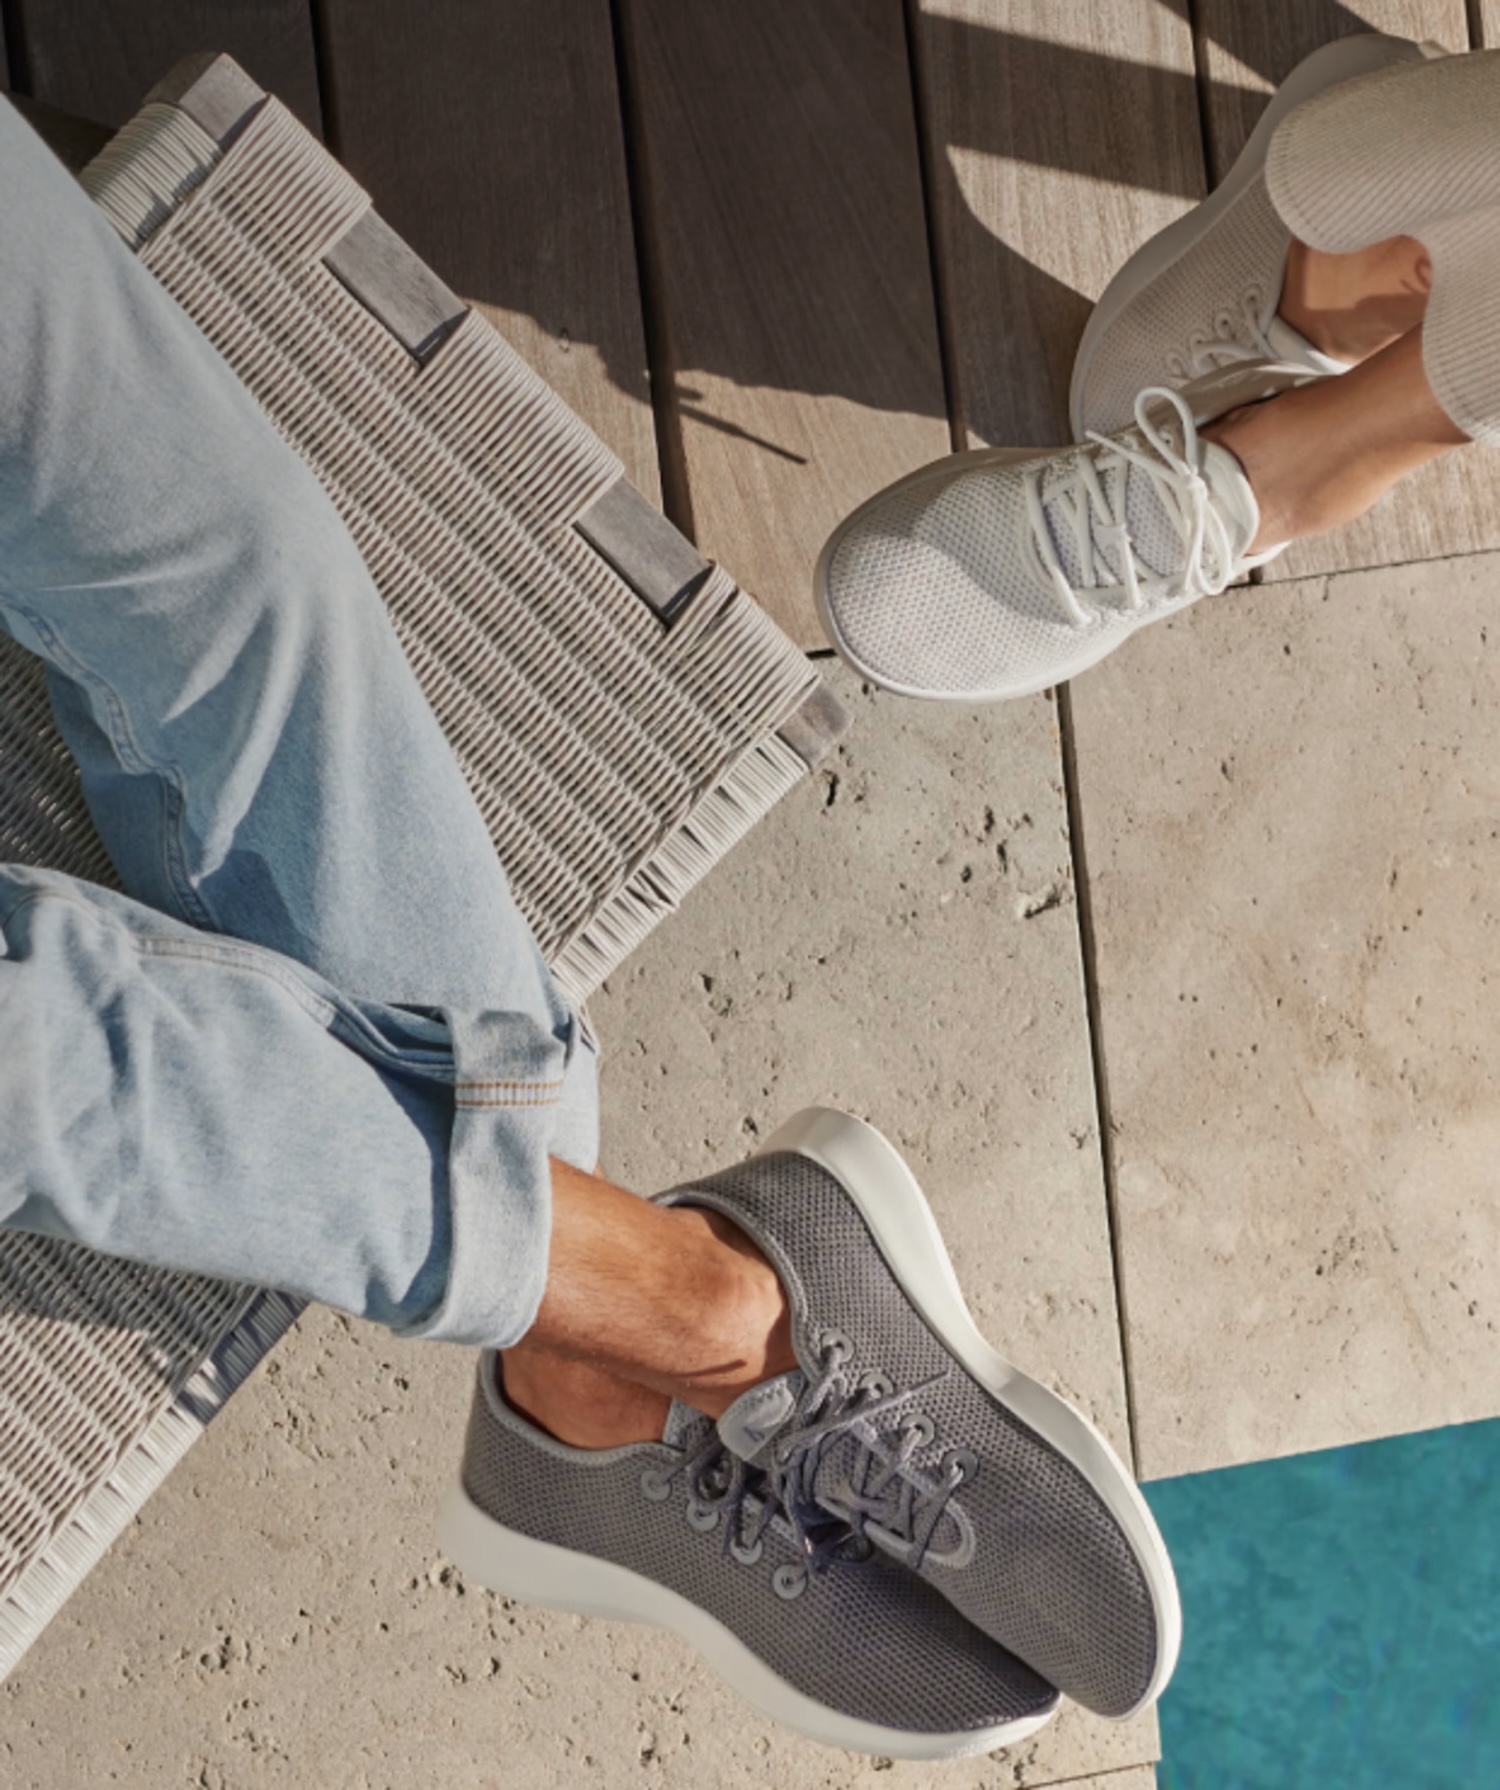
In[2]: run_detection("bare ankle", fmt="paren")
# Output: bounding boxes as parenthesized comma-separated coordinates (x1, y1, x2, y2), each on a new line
(1201, 403, 1299, 552)
(519, 1159, 796, 1440)
(1204, 327, 1468, 556)
(496, 1217, 792, 1450)
(662, 1205, 796, 1416)
(1279, 235, 1432, 367)
(498, 1348, 671, 1450)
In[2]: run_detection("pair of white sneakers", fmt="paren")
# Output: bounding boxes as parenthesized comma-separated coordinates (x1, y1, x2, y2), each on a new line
(817, 35, 1500, 702)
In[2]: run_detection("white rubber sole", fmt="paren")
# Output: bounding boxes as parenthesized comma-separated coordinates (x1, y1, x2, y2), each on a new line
(1068, 31, 1432, 438)
(757, 1106, 1182, 1721)
(435, 1479, 1054, 1760)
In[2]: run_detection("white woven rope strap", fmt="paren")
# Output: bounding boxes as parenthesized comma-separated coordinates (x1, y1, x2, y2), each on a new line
(78, 102, 221, 249)
(0, 82, 823, 1678)
(119, 99, 817, 979)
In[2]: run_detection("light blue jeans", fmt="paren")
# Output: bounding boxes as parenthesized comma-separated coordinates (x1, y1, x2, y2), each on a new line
(0, 99, 597, 1346)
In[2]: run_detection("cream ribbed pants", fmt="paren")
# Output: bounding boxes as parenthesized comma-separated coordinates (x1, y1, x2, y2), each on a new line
(1269, 47, 1500, 445)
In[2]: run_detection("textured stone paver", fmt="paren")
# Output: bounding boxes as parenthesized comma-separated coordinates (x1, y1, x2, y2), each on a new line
(1069, 551, 1500, 1480)
(5, 666, 1155, 1786)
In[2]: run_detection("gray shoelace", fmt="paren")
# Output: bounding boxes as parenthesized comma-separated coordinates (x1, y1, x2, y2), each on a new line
(654, 1336, 969, 1583)
(656, 1415, 862, 1583)
(769, 1334, 970, 1574)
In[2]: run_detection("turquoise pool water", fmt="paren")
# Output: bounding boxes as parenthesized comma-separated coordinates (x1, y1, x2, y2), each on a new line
(1143, 1417, 1500, 1787)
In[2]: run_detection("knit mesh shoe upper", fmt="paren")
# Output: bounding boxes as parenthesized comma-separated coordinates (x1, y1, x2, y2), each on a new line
(1071, 165, 1299, 439)
(665, 1121, 1180, 1719)
(455, 1359, 1060, 1746)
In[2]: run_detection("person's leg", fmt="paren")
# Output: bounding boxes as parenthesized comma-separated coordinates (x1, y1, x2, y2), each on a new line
(0, 99, 803, 1401)
(1206, 321, 1470, 552)
(1278, 233, 1432, 366)
(0, 101, 569, 1022)
(500, 1161, 795, 1447)
(0, 95, 588, 1341)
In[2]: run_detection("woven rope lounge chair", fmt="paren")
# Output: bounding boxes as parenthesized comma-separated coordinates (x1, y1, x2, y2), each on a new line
(0, 53, 846, 1681)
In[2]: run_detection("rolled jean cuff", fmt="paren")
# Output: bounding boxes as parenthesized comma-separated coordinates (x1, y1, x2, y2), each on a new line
(399, 1005, 598, 1348)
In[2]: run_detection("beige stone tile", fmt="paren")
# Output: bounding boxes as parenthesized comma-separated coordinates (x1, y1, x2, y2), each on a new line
(1069, 552, 1500, 1480)
(594, 667, 1128, 1457)
(1051, 1770, 1156, 1790)
(5, 667, 1155, 1788)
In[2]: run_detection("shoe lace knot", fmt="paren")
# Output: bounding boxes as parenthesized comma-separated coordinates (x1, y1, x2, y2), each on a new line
(1027, 384, 1238, 630)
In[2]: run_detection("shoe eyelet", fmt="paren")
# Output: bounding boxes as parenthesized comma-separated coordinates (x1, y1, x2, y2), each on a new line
(686, 1498, 720, 1533)
(943, 1448, 979, 1486)
(859, 1369, 894, 1399)
(902, 1413, 936, 1448)
(772, 1562, 808, 1601)
(816, 1327, 853, 1366)
(639, 1468, 672, 1503)
(730, 1537, 764, 1567)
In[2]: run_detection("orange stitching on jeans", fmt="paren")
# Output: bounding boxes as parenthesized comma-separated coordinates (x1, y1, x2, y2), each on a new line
(455, 1092, 561, 1109)
(454, 1078, 566, 1092)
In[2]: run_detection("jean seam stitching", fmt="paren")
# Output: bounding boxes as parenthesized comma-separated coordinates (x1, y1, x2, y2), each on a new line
(1, 885, 357, 1041)
(455, 1095, 559, 1109)
(454, 1079, 565, 1092)
(7, 600, 218, 932)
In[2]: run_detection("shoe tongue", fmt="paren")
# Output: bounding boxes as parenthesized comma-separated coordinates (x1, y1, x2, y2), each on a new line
(718, 1376, 968, 1562)
(1043, 454, 1180, 588)
(1044, 430, 1259, 592)
(716, 1370, 806, 1465)
(661, 1398, 709, 1448)
(1200, 440, 1260, 560)
(1264, 312, 1349, 377)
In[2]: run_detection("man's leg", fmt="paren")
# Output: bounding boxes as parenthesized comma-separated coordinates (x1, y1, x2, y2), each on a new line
(500, 1160, 794, 1447)
(0, 94, 577, 1344)
(0, 97, 800, 1396)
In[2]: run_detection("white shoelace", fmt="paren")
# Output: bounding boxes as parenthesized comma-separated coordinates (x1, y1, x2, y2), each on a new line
(1166, 283, 1278, 381)
(1027, 384, 1240, 629)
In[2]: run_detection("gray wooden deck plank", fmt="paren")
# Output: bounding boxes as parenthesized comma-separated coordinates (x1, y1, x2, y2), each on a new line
(615, 0, 950, 647)
(316, 0, 660, 502)
(1193, 1, 1500, 583)
(6, 92, 113, 170)
(911, 0, 1208, 449)
(6, 0, 321, 134)
(1193, 0, 1465, 172)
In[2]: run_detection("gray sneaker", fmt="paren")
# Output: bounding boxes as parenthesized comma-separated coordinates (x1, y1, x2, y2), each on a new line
(660, 1108, 1181, 1720)
(438, 1360, 1059, 1758)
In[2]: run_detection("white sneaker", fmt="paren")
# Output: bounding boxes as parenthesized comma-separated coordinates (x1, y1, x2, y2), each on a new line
(1070, 32, 1432, 439)
(815, 363, 1316, 704)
